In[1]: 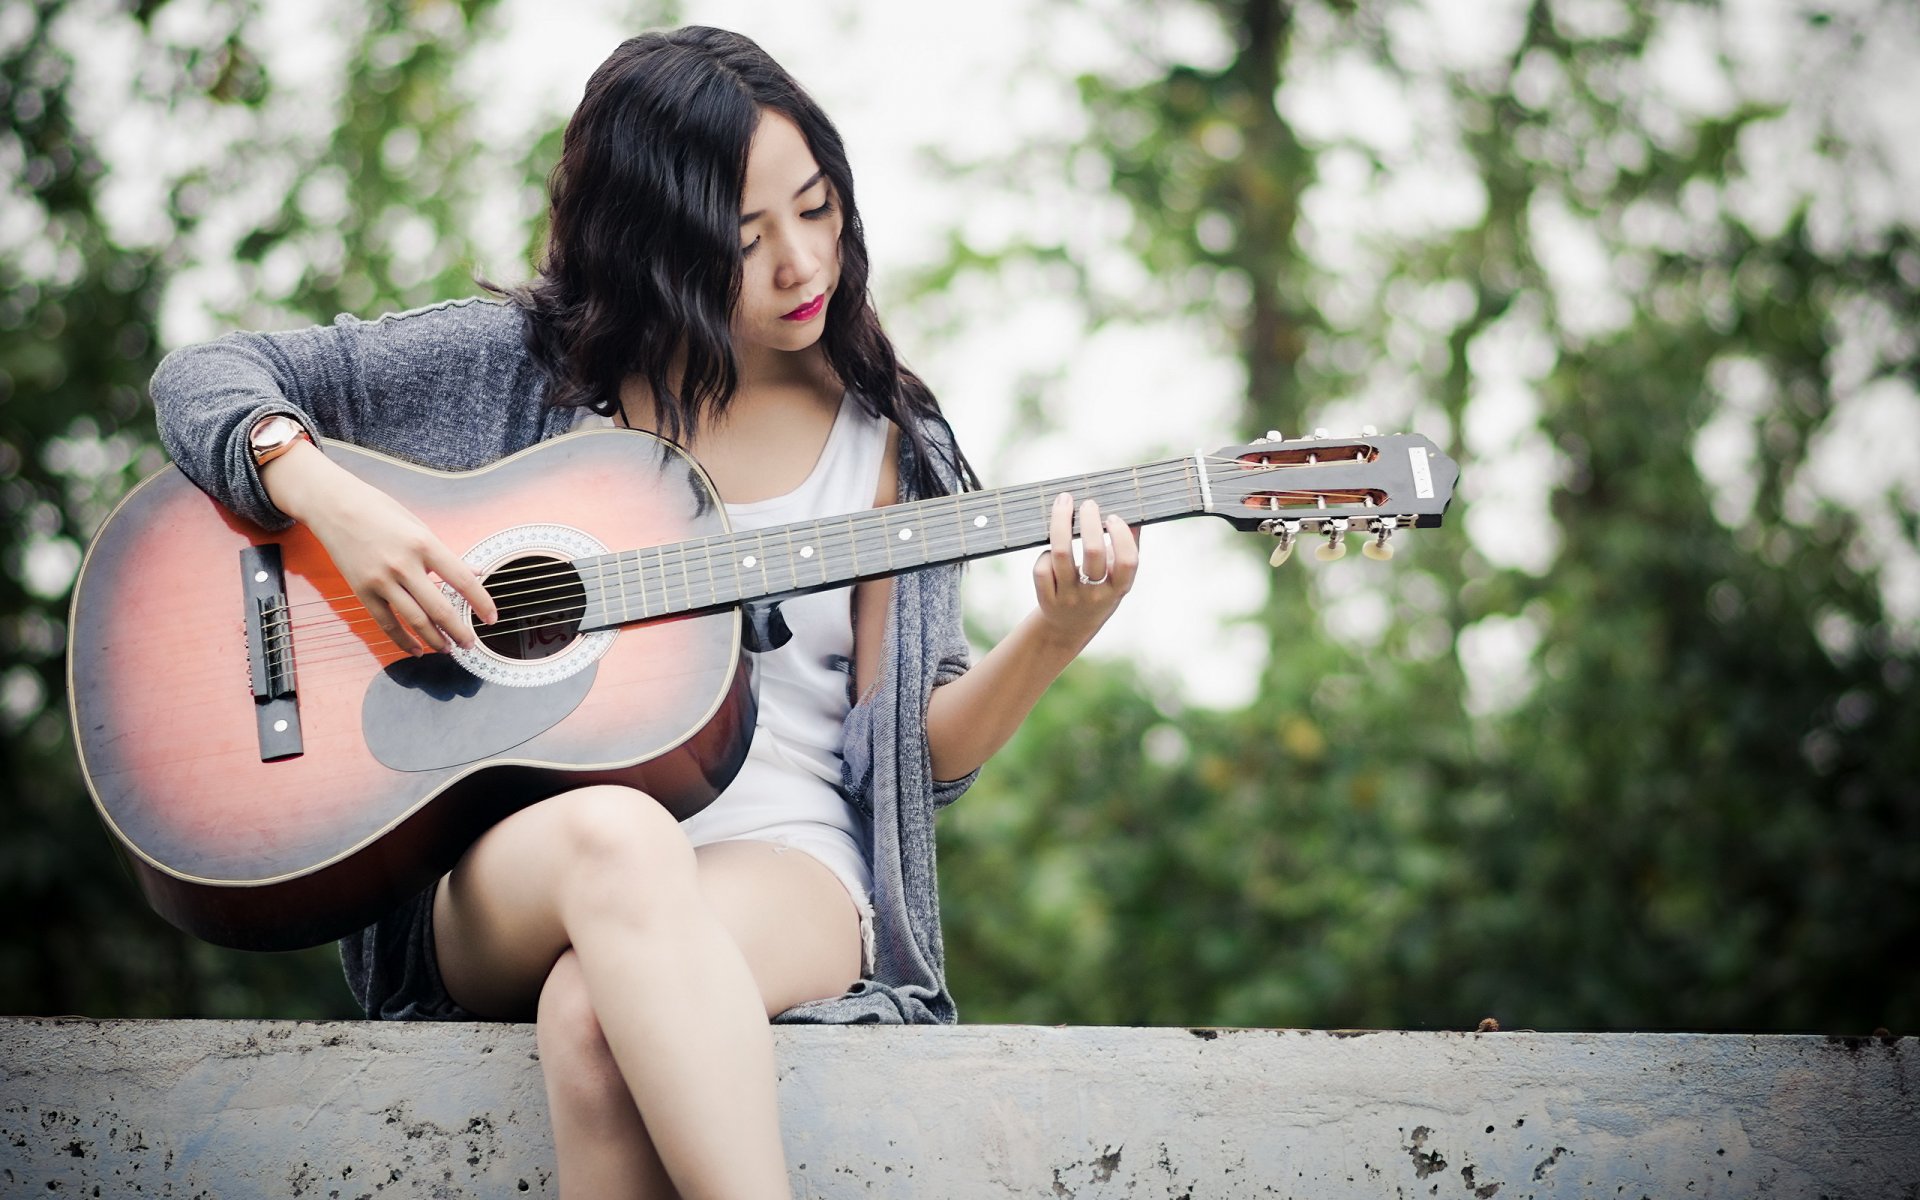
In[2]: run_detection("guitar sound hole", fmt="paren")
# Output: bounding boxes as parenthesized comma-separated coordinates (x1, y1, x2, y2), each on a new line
(477, 554, 585, 662)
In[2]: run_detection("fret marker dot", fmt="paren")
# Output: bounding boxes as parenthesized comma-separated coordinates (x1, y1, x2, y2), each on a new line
(800, 546, 814, 559)
(899, 528, 913, 541)
(742, 555, 757, 568)
(973, 516, 988, 528)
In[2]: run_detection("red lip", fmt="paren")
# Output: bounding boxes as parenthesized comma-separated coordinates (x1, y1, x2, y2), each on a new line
(782, 294, 826, 322)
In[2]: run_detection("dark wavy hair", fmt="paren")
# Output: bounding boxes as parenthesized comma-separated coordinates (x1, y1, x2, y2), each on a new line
(501, 26, 976, 498)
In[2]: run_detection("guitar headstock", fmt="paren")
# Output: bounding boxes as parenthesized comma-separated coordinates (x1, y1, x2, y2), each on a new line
(1202, 428, 1458, 563)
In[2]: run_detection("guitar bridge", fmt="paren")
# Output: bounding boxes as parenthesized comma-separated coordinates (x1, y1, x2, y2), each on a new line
(240, 544, 304, 761)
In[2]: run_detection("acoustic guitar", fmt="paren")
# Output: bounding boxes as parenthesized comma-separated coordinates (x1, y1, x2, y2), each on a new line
(67, 427, 1456, 950)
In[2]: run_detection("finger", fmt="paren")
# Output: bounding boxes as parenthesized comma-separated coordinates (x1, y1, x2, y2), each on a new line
(1033, 551, 1057, 602)
(427, 542, 498, 627)
(414, 579, 473, 651)
(362, 592, 426, 656)
(1049, 492, 1075, 583)
(384, 587, 450, 654)
(418, 549, 485, 649)
(1079, 499, 1108, 582)
(1108, 515, 1140, 589)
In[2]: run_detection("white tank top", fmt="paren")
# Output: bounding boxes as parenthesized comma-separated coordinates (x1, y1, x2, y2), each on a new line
(720, 395, 890, 787)
(572, 398, 889, 833)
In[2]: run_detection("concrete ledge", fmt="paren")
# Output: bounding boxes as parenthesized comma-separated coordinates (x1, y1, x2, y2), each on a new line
(2, 1019, 1914, 1197)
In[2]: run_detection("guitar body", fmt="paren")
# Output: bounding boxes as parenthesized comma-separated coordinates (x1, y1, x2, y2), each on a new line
(69, 430, 753, 951)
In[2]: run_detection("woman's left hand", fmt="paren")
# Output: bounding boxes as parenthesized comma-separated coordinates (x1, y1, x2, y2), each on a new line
(1032, 492, 1141, 649)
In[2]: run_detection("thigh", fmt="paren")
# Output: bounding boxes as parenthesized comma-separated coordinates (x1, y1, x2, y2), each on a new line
(431, 791, 863, 1021)
(693, 840, 865, 1017)
(432, 785, 691, 1020)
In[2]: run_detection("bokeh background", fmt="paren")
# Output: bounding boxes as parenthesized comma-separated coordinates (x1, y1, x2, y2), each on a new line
(3, 0, 1916, 1031)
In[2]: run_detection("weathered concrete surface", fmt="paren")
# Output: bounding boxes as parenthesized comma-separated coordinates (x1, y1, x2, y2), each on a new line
(1, 1020, 1913, 1198)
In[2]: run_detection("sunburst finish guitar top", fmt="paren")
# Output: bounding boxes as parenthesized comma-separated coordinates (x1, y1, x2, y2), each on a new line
(70, 430, 753, 950)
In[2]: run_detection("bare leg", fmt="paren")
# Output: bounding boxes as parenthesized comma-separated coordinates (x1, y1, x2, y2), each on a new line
(537, 948, 676, 1200)
(433, 787, 862, 1200)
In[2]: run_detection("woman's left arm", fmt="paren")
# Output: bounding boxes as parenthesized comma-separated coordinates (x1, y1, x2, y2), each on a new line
(851, 427, 1140, 782)
(924, 492, 1139, 782)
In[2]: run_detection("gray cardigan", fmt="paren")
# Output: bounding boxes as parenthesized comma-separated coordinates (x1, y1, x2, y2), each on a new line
(149, 297, 977, 1025)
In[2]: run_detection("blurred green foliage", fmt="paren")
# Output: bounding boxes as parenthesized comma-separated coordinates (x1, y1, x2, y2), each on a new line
(3, 0, 1915, 1034)
(939, 0, 1919, 1033)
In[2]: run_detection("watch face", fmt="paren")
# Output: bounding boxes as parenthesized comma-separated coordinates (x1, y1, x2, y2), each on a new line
(253, 418, 292, 449)
(251, 416, 305, 463)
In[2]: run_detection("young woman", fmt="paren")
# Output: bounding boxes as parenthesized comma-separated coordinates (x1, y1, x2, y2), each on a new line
(150, 26, 1138, 1199)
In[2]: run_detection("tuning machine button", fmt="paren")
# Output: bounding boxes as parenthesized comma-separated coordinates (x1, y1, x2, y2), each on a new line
(1260, 518, 1300, 566)
(1314, 518, 1350, 562)
(1362, 517, 1397, 561)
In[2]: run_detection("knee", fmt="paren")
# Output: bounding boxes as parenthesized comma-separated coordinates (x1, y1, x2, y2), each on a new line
(551, 785, 697, 917)
(536, 950, 627, 1116)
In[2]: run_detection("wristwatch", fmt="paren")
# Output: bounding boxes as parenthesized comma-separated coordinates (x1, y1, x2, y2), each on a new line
(248, 414, 312, 469)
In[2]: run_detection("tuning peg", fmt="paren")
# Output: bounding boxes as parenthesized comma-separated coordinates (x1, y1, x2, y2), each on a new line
(1362, 517, 1397, 561)
(1314, 518, 1349, 561)
(1261, 518, 1299, 566)
(1313, 427, 1331, 440)
(1361, 424, 1378, 437)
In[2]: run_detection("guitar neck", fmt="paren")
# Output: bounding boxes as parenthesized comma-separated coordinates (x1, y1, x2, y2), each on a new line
(575, 456, 1205, 629)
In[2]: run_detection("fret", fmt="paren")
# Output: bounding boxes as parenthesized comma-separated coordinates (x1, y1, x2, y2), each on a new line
(613, 554, 632, 624)
(608, 552, 628, 621)
(704, 534, 724, 609)
(738, 530, 769, 598)
(951, 494, 971, 558)
(808, 520, 828, 586)
(683, 540, 700, 613)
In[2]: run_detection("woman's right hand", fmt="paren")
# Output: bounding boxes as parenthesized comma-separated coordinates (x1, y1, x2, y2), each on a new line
(262, 440, 499, 654)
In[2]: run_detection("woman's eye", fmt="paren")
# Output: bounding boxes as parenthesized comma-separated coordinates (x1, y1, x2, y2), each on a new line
(740, 237, 760, 258)
(803, 200, 836, 220)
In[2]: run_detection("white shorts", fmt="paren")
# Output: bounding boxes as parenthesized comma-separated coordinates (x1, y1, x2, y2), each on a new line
(677, 751, 876, 974)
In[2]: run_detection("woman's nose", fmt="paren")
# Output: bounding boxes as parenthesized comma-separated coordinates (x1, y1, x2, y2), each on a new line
(773, 237, 821, 291)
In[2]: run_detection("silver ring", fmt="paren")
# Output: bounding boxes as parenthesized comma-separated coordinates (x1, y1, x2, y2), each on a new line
(1076, 567, 1110, 586)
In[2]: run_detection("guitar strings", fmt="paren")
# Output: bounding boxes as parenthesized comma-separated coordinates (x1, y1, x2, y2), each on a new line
(262, 490, 1384, 667)
(257, 470, 1207, 661)
(259, 459, 1198, 632)
(258, 450, 1367, 624)
(255, 468, 1207, 664)
(255, 462, 1391, 668)
(259, 481, 1386, 668)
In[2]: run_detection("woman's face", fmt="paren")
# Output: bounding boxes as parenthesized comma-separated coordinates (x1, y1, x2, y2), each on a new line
(732, 109, 843, 359)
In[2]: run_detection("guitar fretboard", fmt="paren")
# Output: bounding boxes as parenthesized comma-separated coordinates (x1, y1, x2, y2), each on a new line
(573, 457, 1201, 629)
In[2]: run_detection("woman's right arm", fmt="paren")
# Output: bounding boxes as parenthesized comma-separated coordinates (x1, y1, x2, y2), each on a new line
(151, 322, 498, 653)
(255, 440, 497, 653)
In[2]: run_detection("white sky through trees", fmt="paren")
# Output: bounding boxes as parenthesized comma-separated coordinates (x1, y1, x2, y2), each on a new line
(25, 0, 1920, 713)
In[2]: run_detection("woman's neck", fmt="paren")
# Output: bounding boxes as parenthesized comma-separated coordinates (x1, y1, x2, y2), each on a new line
(617, 344, 839, 440)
